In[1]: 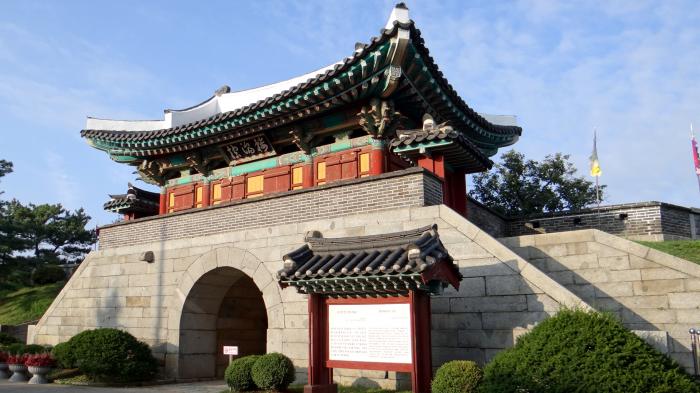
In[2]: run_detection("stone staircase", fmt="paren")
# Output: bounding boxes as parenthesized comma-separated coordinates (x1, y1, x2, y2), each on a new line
(500, 229, 700, 371)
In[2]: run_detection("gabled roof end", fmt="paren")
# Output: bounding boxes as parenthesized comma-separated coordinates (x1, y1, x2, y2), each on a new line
(385, 3, 410, 30)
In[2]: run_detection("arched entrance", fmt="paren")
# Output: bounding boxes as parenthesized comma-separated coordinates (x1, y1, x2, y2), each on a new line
(178, 266, 268, 378)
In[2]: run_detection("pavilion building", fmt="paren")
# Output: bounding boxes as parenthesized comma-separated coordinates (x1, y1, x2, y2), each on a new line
(83, 3, 519, 220)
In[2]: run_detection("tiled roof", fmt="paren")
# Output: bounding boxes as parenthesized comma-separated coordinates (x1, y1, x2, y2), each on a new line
(390, 125, 493, 173)
(81, 19, 521, 158)
(277, 225, 461, 296)
(104, 183, 159, 214)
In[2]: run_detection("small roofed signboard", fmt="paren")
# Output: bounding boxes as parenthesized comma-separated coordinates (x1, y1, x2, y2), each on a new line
(223, 346, 239, 356)
(328, 302, 412, 369)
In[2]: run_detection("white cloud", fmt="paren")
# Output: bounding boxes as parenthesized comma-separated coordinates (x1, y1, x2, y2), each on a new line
(407, 1, 700, 207)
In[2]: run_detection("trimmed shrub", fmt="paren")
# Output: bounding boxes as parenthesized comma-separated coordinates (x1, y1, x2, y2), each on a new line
(432, 360, 482, 393)
(4, 343, 26, 355)
(52, 342, 75, 369)
(225, 355, 261, 392)
(0, 332, 19, 345)
(31, 265, 66, 285)
(480, 309, 700, 393)
(251, 353, 295, 391)
(68, 328, 157, 382)
(24, 344, 48, 354)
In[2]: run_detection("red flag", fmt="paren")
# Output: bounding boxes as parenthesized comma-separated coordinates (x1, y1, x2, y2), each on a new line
(692, 124, 700, 191)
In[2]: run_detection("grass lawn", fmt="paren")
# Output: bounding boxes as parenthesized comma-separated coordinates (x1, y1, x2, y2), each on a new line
(637, 240, 700, 265)
(0, 282, 64, 325)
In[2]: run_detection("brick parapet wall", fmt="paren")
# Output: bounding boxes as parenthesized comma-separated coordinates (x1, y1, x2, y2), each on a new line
(466, 198, 507, 238)
(99, 168, 443, 249)
(467, 197, 698, 240)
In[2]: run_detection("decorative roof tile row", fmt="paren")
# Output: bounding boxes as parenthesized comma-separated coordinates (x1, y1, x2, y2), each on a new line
(277, 225, 461, 295)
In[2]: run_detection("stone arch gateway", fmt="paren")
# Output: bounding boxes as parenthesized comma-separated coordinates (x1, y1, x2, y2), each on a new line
(168, 247, 282, 379)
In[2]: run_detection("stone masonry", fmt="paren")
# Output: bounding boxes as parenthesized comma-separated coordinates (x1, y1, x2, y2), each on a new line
(30, 168, 587, 387)
(28, 167, 700, 386)
(501, 229, 700, 371)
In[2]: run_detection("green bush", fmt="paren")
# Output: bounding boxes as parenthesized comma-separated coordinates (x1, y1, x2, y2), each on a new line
(24, 344, 48, 354)
(31, 265, 66, 285)
(52, 341, 75, 369)
(251, 353, 295, 391)
(4, 343, 25, 355)
(68, 328, 157, 382)
(480, 309, 700, 393)
(0, 332, 19, 345)
(225, 355, 261, 391)
(432, 360, 482, 393)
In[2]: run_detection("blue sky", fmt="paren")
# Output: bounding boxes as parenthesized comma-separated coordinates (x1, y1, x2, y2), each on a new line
(1, 0, 699, 226)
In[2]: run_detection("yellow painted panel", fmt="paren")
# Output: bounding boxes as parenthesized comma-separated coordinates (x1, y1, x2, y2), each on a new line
(292, 185, 303, 190)
(168, 193, 175, 211)
(317, 162, 326, 181)
(292, 167, 303, 185)
(195, 186, 203, 207)
(247, 175, 264, 194)
(360, 153, 370, 173)
(213, 183, 222, 200)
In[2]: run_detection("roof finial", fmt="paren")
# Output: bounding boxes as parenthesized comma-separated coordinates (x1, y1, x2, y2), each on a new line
(385, 2, 410, 30)
(215, 85, 231, 96)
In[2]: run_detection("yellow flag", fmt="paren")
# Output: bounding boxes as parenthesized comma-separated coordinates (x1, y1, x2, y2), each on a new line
(590, 131, 601, 177)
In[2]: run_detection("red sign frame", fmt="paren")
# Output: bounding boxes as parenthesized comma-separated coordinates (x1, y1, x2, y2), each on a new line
(324, 296, 413, 373)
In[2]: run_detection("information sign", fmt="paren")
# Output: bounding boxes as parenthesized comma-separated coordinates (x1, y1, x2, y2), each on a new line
(327, 303, 412, 365)
(223, 346, 239, 356)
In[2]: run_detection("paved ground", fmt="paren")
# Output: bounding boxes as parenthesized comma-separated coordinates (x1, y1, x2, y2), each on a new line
(0, 380, 227, 392)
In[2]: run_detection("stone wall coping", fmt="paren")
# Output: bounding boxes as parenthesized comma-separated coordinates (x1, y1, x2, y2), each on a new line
(438, 205, 593, 311)
(100, 167, 439, 231)
(501, 229, 700, 279)
(592, 229, 700, 278)
(469, 197, 699, 221)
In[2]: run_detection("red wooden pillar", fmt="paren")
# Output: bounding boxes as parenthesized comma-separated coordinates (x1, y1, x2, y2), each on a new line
(302, 162, 314, 188)
(159, 188, 167, 215)
(369, 142, 386, 176)
(202, 181, 211, 208)
(450, 170, 466, 216)
(305, 294, 337, 393)
(409, 290, 432, 393)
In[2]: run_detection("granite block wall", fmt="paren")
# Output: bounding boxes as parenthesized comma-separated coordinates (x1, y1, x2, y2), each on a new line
(501, 229, 700, 372)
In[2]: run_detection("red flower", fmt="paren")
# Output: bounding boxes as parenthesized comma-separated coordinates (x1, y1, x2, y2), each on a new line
(7, 354, 28, 365)
(24, 353, 56, 368)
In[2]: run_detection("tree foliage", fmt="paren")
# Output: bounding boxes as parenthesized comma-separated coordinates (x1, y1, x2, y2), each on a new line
(469, 150, 604, 216)
(0, 159, 95, 289)
(0, 201, 95, 264)
(0, 159, 12, 196)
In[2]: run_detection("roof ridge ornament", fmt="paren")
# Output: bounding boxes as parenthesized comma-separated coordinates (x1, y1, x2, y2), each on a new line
(215, 85, 231, 96)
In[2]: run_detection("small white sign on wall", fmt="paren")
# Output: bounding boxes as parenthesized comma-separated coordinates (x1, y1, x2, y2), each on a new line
(223, 346, 239, 356)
